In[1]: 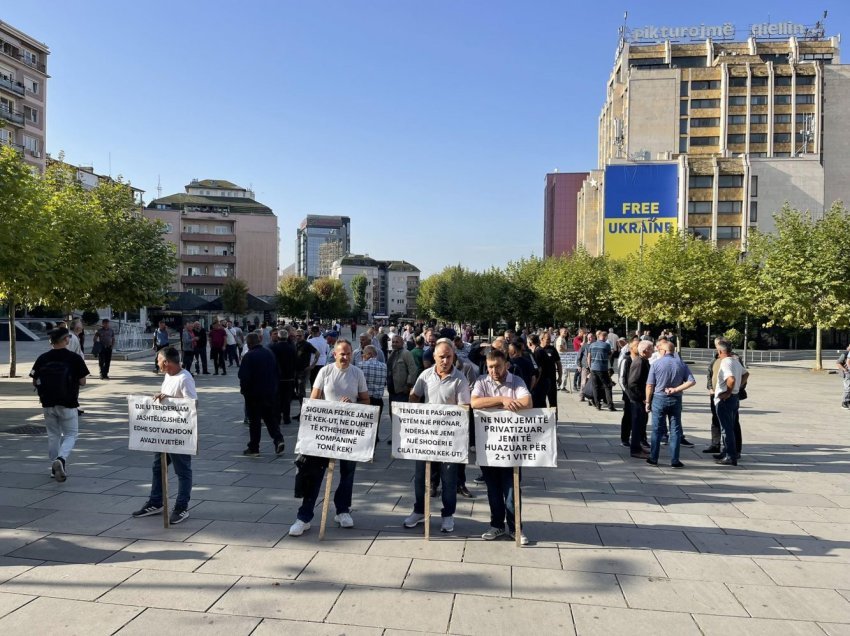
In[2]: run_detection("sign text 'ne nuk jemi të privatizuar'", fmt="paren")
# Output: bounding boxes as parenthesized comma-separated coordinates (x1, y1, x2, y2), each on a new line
(295, 399, 379, 462)
(391, 403, 469, 463)
(474, 408, 558, 468)
(127, 395, 199, 455)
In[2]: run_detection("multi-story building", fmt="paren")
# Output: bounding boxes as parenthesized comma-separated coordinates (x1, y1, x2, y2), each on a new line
(329, 256, 421, 318)
(544, 171, 588, 257)
(330, 254, 380, 316)
(296, 215, 351, 279)
(47, 156, 145, 204)
(577, 20, 849, 256)
(0, 20, 48, 172)
(144, 179, 279, 299)
(318, 239, 345, 278)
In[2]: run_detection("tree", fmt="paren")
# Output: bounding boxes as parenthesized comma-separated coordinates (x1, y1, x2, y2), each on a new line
(350, 274, 368, 318)
(503, 257, 547, 328)
(221, 277, 249, 316)
(747, 203, 850, 370)
(276, 276, 313, 319)
(310, 278, 349, 321)
(535, 247, 615, 327)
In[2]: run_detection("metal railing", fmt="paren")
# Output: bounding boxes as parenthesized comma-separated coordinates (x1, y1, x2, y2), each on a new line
(0, 107, 24, 126)
(0, 75, 25, 96)
(679, 347, 823, 364)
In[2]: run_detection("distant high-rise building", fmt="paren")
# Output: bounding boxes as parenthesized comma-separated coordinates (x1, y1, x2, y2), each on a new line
(296, 215, 351, 279)
(544, 172, 588, 257)
(0, 20, 49, 172)
(318, 239, 345, 278)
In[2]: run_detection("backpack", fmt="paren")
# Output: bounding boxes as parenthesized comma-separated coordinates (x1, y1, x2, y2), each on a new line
(36, 360, 74, 406)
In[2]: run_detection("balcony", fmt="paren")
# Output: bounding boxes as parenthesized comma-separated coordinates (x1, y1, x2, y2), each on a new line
(180, 232, 235, 243)
(1, 142, 24, 154)
(0, 107, 24, 127)
(0, 75, 25, 97)
(180, 253, 236, 264)
(180, 275, 230, 286)
(0, 47, 47, 74)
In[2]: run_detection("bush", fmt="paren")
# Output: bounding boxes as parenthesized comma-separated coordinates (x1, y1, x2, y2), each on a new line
(724, 328, 743, 348)
(688, 339, 698, 348)
(81, 309, 99, 326)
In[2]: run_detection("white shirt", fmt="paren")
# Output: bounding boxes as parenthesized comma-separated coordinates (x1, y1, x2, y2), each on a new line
(67, 332, 83, 359)
(714, 356, 744, 400)
(308, 336, 330, 365)
(412, 367, 471, 405)
(224, 327, 237, 346)
(160, 369, 197, 400)
(313, 364, 368, 402)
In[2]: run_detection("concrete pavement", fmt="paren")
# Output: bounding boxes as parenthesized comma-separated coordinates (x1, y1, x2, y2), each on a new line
(1, 351, 849, 634)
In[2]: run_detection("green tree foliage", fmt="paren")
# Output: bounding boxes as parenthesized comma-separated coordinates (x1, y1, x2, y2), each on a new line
(310, 278, 349, 321)
(350, 274, 368, 318)
(535, 247, 615, 326)
(503, 257, 547, 327)
(276, 275, 313, 319)
(221, 277, 249, 316)
(747, 203, 850, 369)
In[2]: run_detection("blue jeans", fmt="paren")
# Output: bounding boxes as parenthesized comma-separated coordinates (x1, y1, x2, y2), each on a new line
(414, 460, 457, 517)
(716, 395, 740, 459)
(482, 466, 521, 532)
(43, 406, 79, 462)
(150, 453, 192, 509)
(297, 459, 356, 522)
(650, 394, 683, 464)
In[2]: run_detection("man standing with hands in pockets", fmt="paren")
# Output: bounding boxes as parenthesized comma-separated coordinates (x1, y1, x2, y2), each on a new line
(645, 341, 695, 468)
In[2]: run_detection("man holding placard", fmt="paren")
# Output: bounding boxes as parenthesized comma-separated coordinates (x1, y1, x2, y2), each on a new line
(132, 347, 198, 525)
(403, 338, 471, 534)
(471, 348, 532, 545)
(289, 338, 370, 536)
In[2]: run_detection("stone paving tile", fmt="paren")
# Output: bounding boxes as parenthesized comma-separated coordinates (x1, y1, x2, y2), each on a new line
(188, 501, 276, 522)
(776, 537, 850, 563)
(708, 516, 810, 538)
(114, 607, 261, 635)
(512, 565, 625, 606)
(0, 596, 142, 636)
(583, 493, 664, 513)
(99, 569, 239, 611)
(253, 618, 382, 635)
(0, 473, 55, 489)
(550, 506, 634, 526)
(449, 594, 575, 635)
(299, 551, 411, 587)
(0, 562, 137, 601)
(187, 484, 263, 503)
(0, 591, 35, 619)
(820, 623, 850, 636)
(685, 531, 795, 559)
(101, 539, 224, 572)
(618, 575, 749, 616)
(754, 559, 850, 589)
(0, 505, 56, 529)
(326, 586, 453, 632)
(366, 533, 466, 562)
(0, 529, 48, 556)
(793, 521, 850, 542)
(658, 497, 748, 518)
(35, 476, 130, 494)
(20, 510, 127, 536)
(0, 486, 55, 507)
(277, 527, 379, 555)
(196, 545, 314, 579)
(755, 493, 841, 508)
(99, 516, 213, 542)
(558, 547, 665, 577)
(529, 521, 603, 547)
(7, 533, 131, 564)
(570, 604, 701, 635)
(209, 576, 343, 621)
(693, 614, 827, 635)
(729, 584, 850, 622)
(597, 526, 696, 551)
(809, 507, 850, 525)
(653, 551, 775, 585)
(628, 510, 722, 533)
(462, 539, 562, 570)
(27, 491, 134, 513)
(403, 559, 509, 598)
(187, 520, 288, 547)
(732, 502, 830, 523)
(0, 556, 42, 585)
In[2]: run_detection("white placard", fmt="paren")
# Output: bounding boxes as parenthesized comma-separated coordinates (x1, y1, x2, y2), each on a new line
(474, 408, 558, 468)
(127, 395, 198, 455)
(295, 399, 380, 462)
(559, 352, 578, 370)
(391, 402, 469, 463)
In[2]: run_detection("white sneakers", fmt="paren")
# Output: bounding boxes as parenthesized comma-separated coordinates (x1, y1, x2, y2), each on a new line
(440, 515, 455, 533)
(334, 512, 354, 528)
(403, 512, 425, 528)
(288, 519, 311, 536)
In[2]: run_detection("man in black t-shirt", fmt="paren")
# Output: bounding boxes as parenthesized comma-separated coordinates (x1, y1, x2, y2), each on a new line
(270, 327, 298, 425)
(536, 332, 562, 419)
(293, 328, 318, 411)
(30, 328, 90, 482)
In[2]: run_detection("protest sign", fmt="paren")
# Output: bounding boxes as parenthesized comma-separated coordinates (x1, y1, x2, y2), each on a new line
(295, 399, 380, 462)
(127, 395, 198, 456)
(474, 407, 558, 467)
(559, 351, 578, 371)
(391, 403, 468, 463)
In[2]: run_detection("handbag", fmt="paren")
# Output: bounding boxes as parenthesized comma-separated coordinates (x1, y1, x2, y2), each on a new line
(91, 341, 103, 357)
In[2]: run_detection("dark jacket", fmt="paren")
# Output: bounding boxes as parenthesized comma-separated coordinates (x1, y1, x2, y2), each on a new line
(270, 340, 297, 382)
(626, 356, 650, 403)
(238, 345, 279, 398)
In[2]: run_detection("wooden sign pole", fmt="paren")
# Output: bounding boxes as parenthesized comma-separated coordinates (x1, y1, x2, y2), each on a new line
(319, 459, 335, 540)
(424, 461, 431, 540)
(161, 452, 170, 528)
(513, 466, 522, 547)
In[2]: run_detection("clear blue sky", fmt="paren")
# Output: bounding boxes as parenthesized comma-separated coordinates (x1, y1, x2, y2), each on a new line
(5, 2, 847, 276)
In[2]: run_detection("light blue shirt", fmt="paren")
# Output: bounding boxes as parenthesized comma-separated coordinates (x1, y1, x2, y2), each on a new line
(647, 354, 695, 396)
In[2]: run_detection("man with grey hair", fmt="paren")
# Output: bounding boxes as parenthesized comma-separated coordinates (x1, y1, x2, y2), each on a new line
(712, 338, 748, 466)
(627, 339, 653, 458)
(645, 341, 695, 468)
(360, 345, 388, 434)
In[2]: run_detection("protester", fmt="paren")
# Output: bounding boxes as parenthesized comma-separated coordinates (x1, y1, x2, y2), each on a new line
(589, 330, 615, 410)
(645, 341, 696, 468)
(92, 318, 115, 380)
(837, 344, 850, 409)
(712, 338, 749, 466)
(360, 345, 388, 438)
(193, 321, 210, 375)
(181, 323, 196, 374)
(224, 320, 241, 368)
(152, 321, 170, 373)
(294, 328, 318, 409)
(239, 332, 285, 456)
(270, 327, 298, 426)
(626, 340, 653, 458)
(209, 321, 227, 375)
(307, 325, 329, 386)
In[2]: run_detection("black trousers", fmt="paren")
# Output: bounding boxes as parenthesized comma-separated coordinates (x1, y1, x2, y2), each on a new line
(591, 370, 614, 407)
(279, 380, 295, 424)
(98, 346, 113, 377)
(211, 347, 226, 373)
(621, 393, 632, 443)
(244, 394, 283, 452)
(531, 378, 549, 408)
(710, 395, 742, 453)
(629, 401, 648, 453)
(194, 347, 208, 373)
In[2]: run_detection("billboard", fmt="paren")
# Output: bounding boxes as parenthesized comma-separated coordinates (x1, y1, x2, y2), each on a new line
(603, 164, 679, 258)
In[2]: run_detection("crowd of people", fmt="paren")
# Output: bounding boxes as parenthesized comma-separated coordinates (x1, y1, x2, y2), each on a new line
(27, 317, 750, 535)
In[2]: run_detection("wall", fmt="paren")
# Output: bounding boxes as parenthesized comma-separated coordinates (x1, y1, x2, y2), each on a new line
(749, 157, 824, 234)
(823, 65, 850, 210)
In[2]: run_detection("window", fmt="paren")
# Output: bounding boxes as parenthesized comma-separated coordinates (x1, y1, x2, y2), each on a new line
(796, 94, 815, 104)
(728, 96, 747, 106)
(774, 114, 792, 124)
(796, 113, 814, 124)
(691, 117, 719, 127)
(672, 56, 707, 68)
(680, 119, 688, 134)
(691, 80, 720, 90)
(774, 151, 791, 157)
(774, 76, 792, 86)
(761, 53, 789, 64)
(689, 175, 713, 188)
(716, 226, 742, 239)
(774, 132, 791, 143)
(23, 105, 37, 123)
(749, 201, 758, 223)
(687, 201, 712, 214)
(185, 224, 200, 233)
(163, 223, 173, 233)
(750, 114, 768, 124)
(751, 175, 758, 197)
(213, 266, 229, 277)
(680, 81, 688, 96)
(690, 136, 718, 146)
(22, 135, 38, 152)
(214, 225, 230, 235)
(679, 137, 688, 153)
(729, 77, 748, 87)
(719, 175, 743, 188)
(727, 134, 746, 144)
(691, 98, 720, 109)
(214, 246, 228, 256)
(796, 75, 815, 85)
(630, 57, 666, 67)
(689, 227, 711, 240)
(750, 133, 767, 143)
(728, 115, 746, 125)
(717, 201, 743, 213)
(22, 50, 38, 67)
(774, 94, 791, 105)
(800, 53, 833, 62)
(0, 129, 9, 144)
(187, 245, 201, 255)
(751, 95, 768, 105)
(23, 77, 38, 95)
(680, 100, 688, 115)
(750, 76, 768, 87)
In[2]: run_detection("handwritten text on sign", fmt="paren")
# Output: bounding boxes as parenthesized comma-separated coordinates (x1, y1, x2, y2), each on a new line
(559, 352, 578, 371)
(391, 402, 468, 463)
(127, 395, 198, 455)
(295, 399, 379, 462)
(474, 408, 557, 467)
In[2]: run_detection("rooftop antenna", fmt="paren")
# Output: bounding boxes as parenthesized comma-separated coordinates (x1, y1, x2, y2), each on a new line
(157, 175, 162, 199)
(108, 152, 111, 178)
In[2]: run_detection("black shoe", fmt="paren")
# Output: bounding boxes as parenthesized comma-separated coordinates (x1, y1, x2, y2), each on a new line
(680, 438, 695, 448)
(214, 372, 219, 375)
(275, 441, 286, 455)
(646, 458, 658, 466)
(457, 485, 474, 498)
(843, 403, 850, 410)
(631, 451, 650, 459)
(608, 406, 617, 412)
(474, 473, 485, 484)
(203, 372, 211, 375)
(429, 486, 438, 498)
(671, 461, 685, 468)
(713, 453, 726, 460)
(243, 418, 250, 426)
(222, 371, 226, 375)
(52, 457, 66, 482)
(132, 502, 163, 517)
(715, 457, 737, 466)
(169, 507, 189, 524)
(620, 441, 630, 447)
(243, 448, 260, 457)
(387, 438, 392, 445)
(702, 446, 721, 454)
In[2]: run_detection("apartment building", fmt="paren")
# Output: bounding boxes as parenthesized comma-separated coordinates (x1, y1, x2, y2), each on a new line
(296, 215, 351, 279)
(543, 171, 588, 257)
(144, 179, 279, 298)
(330, 256, 420, 318)
(0, 20, 48, 171)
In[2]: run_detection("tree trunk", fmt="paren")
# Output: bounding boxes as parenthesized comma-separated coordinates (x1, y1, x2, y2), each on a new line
(676, 320, 681, 353)
(8, 298, 17, 378)
(814, 324, 823, 371)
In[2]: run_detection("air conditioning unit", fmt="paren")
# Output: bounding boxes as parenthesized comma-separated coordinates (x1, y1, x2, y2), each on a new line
(31, 150, 41, 158)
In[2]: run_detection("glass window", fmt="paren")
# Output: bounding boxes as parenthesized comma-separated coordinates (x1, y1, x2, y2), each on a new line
(691, 117, 719, 127)
(749, 201, 758, 222)
(774, 132, 792, 143)
(774, 114, 792, 124)
(679, 137, 688, 153)
(719, 175, 743, 187)
(690, 136, 719, 146)
(689, 227, 711, 240)
(796, 94, 815, 104)
(728, 96, 747, 106)
(727, 134, 746, 144)
(23, 77, 38, 94)
(796, 75, 815, 85)
(687, 201, 712, 214)
(214, 225, 230, 235)
(750, 114, 768, 124)
(163, 223, 173, 234)
(751, 95, 768, 105)
(774, 76, 792, 86)
(717, 201, 743, 213)
(680, 119, 688, 134)
(689, 175, 713, 188)
(750, 133, 767, 143)
(680, 100, 688, 115)
(796, 113, 813, 124)
(774, 94, 791, 105)
(680, 81, 688, 97)
(728, 115, 746, 125)
(691, 80, 720, 90)
(672, 56, 707, 68)
(751, 175, 758, 197)
(750, 76, 768, 87)
(716, 226, 742, 239)
(729, 77, 747, 87)
(691, 98, 720, 109)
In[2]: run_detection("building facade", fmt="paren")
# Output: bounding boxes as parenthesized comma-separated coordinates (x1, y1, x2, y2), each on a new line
(144, 179, 279, 299)
(0, 20, 48, 172)
(330, 255, 380, 316)
(296, 215, 351, 279)
(578, 22, 848, 256)
(329, 256, 420, 318)
(544, 172, 587, 257)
